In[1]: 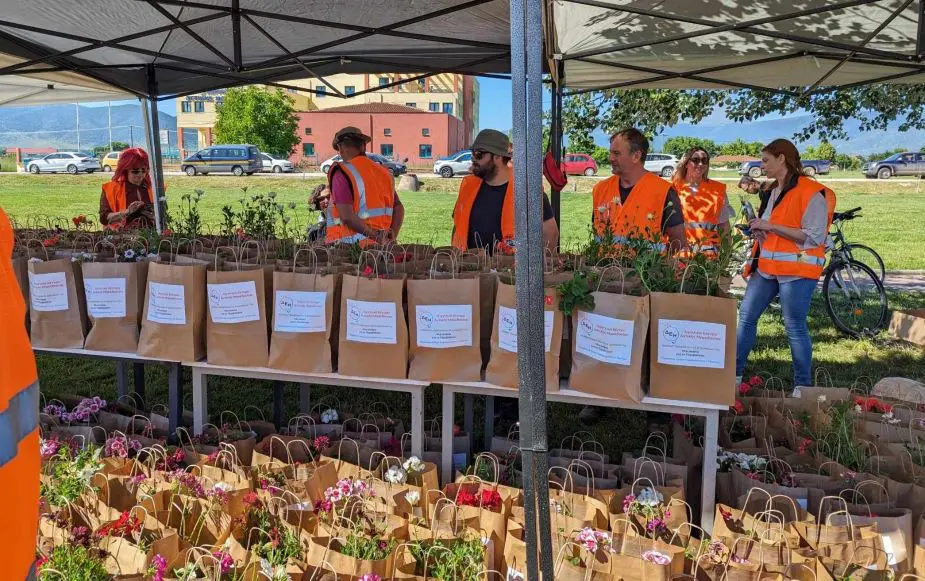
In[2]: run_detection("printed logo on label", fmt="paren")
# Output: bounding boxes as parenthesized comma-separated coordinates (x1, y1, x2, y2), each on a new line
(579, 317, 594, 337)
(349, 306, 361, 323)
(418, 311, 434, 329)
(278, 296, 293, 313)
(662, 324, 680, 344)
(208, 288, 221, 307)
(501, 311, 516, 332)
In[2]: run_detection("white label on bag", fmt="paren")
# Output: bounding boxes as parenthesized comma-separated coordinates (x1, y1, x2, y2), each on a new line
(28, 271, 69, 312)
(415, 304, 472, 348)
(575, 311, 634, 365)
(84, 277, 127, 318)
(657, 319, 726, 369)
(274, 290, 326, 333)
(207, 281, 260, 324)
(147, 282, 186, 325)
(345, 299, 397, 344)
(498, 306, 554, 353)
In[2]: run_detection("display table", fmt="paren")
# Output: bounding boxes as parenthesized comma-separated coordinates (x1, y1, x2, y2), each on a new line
(33, 347, 183, 431)
(440, 380, 726, 533)
(186, 362, 430, 458)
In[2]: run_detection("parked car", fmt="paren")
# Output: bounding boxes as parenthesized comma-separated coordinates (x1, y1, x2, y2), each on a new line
(561, 153, 598, 176)
(644, 153, 679, 178)
(260, 153, 295, 173)
(181, 144, 262, 176)
(739, 159, 832, 178)
(433, 150, 472, 178)
(863, 152, 925, 179)
(101, 151, 121, 172)
(27, 151, 101, 174)
(321, 153, 408, 177)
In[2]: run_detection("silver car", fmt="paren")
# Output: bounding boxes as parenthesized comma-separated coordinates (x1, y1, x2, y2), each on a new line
(261, 153, 295, 173)
(28, 151, 102, 174)
(644, 153, 679, 178)
(433, 150, 472, 178)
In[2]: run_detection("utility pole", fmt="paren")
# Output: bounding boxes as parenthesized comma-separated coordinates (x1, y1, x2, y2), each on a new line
(130, 125, 134, 148)
(75, 102, 80, 151)
(108, 101, 113, 151)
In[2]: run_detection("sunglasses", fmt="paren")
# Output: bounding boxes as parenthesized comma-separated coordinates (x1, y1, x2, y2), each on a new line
(128, 168, 148, 174)
(689, 157, 709, 165)
(472, 150, 491, 161)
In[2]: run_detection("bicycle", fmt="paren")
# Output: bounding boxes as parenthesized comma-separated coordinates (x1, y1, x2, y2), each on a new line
(827, 206, 886, 283)
(822, 207, 888, 337)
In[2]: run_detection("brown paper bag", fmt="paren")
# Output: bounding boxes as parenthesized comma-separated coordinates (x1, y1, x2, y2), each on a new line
(11, 255, 28, 318)
(485, 280, 563, 392)
(206, 267, 268, 367)
(268, 268, 339, 373)
(648, 290, 737, 405)
(28, 257, 88, 348)
(478, 272, 498, 369)
(407, 274, 481, 382)
(82, 260, 148, 352)
(338, 273, 408, 379)
(137, 260, 206, 361)
(569, 289, 649, 402)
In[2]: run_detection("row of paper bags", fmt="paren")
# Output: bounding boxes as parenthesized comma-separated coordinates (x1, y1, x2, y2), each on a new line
(16, 257, 735, 405)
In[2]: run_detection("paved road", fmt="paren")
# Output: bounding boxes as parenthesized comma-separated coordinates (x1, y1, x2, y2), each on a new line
(731, 272, 925, 292)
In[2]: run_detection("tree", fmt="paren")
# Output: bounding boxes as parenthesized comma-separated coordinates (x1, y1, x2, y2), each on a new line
(865, 147, 905, 162)
(802, 142, 836, 161)
(833, 153, 862, 171)
(591, 146, 609, 166)
(718, 138, 764, 157)
(214, 86, 300, 156)
(662, 136, 719, 158)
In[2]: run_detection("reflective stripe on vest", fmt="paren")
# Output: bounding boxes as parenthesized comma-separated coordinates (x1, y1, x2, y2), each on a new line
(685, 221, 718, 231)
(329, 232, 368, 244)
(328, 207, 394, 227)
(339, 161, 372, 218)
(0, 381, 39, 467)
(762, 250, 826, 266)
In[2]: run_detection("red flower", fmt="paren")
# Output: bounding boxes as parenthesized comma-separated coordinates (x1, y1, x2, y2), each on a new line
(748, 376, 764, 387)
(242, 491, 261, 508)
(719, 507, 734, 522)
(480, 489, 503, 511)
(97, 511, 142, 539)
(362, 265, 374, 277)
(797, 437, 813, 454)
(162, 228, 173, 236)
(732, 401, 745, 414)
(456, 489, 478, 507)
(738, 383, 751, 396)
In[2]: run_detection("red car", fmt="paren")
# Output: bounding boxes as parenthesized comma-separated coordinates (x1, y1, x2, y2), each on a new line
(561, 153, 598, 176)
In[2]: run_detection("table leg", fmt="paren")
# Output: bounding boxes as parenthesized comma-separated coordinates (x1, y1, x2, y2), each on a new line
(273, 381, 284, 429)
(133, 363, 146, 406)
(167, 363, 183, 434)
(441, 388, 455, 484)
(192, 369, 208, 435)
(483, 396, 496, 452)
(409, 387, 424, 459)
(115, 361, 128, 399)
(701, 409, 719, 533)
(299, 384, 311, 413)
(464, 394, 474, 458)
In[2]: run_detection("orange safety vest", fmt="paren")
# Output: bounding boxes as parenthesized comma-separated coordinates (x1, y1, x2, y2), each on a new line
(325, 155, 395, 246)
(451, 176, 515, 251)
(675, 177, 728, 253)
(102, 180, 153, 214)
(0, 205, 40, 580)
(744, 176, 831, 280)
(591, 173, 672, 251)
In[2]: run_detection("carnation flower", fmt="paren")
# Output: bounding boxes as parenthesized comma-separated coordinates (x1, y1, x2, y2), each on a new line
(574, 527, 612, 554)
(642, 550, 671, 565)
(385, 465, 407, 484)
(404, 490, 420, 505)
(402, 455, 424, 474)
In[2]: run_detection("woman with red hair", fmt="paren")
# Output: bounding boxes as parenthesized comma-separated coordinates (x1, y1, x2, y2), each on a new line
(99, 147, 155, 228)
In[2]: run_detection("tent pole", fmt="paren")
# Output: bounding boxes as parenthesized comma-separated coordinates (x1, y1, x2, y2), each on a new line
(141, 65, 166, 233)
(550, 59, 564, 233)
(511, 0, 554, 577)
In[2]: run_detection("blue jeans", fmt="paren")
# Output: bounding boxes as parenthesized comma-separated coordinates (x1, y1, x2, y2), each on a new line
(736, 274, 817, 386)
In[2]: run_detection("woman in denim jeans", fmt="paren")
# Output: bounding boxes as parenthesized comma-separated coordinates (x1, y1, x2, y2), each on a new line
(736, 139, 833, 388)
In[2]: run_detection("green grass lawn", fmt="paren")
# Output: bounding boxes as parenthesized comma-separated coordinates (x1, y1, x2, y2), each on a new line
(3, 173, 924, 269)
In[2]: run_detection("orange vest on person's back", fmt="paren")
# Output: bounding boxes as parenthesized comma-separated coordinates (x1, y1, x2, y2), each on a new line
(0, 205, 40, 580)
(745, 176, 833, 280)
(451, 176, 515, 251)
(325, 155, 395, 246)
(102, 180, 153, 214)
(591, 173, 673, 251)
(674, 177, 728, 253)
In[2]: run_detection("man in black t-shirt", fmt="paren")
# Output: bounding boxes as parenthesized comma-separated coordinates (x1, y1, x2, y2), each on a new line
(451, 129, 559, 253)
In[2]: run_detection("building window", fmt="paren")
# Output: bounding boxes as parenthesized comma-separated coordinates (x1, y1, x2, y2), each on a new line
(303, 143, 315, 156)
(379, 77, 389, 87)
(315, 86, 326, 98)
(194, 101, 205, 113)
(381, 144, 393, 157)
(181, 101, 191, 113)
(304, 127, 312, 136)
(419, 144, 432, 159)
(345, 86, 355, 96)
(405, 102, 416, 108)
(384, 128, 392, 136)
(422, 128, 430, 137)
(443, 103, 453, 115)
(428, 102, 439, 112)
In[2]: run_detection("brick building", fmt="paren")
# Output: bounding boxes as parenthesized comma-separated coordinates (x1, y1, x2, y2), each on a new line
(291, 102, 469, 168)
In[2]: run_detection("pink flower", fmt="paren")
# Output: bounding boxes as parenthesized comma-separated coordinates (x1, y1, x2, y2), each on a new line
(213, 551, 233, 574)
(148, 554, 168, 581)
(642, 550, 671, 565)
(359, 575, 382, 581)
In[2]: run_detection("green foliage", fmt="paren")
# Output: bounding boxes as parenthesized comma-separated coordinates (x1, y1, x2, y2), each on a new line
(557, 270, 596, 315)
(409, 535, 486, 580)
(561, 93, 602, 154)
(663, 136, 719, 158)
(174, 189, 204, 238)
(802, 142, 837, 161)
(340, 532, 396, 561)
(865, 147, 905, 162)
(833, 153, 862, 171)
(0, 154, 18, 172)
(590, 146, 610, 166)
(215, 86, 300, 157)
(91, 142, 130, 157)
(717, 138, 764, 157)
(40, 445, 103, 509)
(42, 544, 110, 580)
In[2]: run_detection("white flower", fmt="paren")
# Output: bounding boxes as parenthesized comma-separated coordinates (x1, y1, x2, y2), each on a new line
(320, 409, 338, 424)
(385, 465, 407, 485)
(402, 456, 424, 474)
(28, 257, 42, 263)
(260, 559, 289, 581)
(174, 563, 201, 580)
(817, 395, 827, 403)
(636, 487, 664, 507)
(855, 404, 862, 413)
(212, 482, 232, 494)
(405, 490, 420, 505)
(123, 249, 136, 260)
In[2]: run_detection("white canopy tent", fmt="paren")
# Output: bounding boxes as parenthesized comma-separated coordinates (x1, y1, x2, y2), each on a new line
(0, 54, 130, 106)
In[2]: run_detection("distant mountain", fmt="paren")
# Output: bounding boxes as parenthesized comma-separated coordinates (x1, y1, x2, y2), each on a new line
(0, 104, 177, 150)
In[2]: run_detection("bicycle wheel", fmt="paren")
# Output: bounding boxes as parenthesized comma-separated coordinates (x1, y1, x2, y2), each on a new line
(844, 243, 886, 283)
(822, 259, 888, 337)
